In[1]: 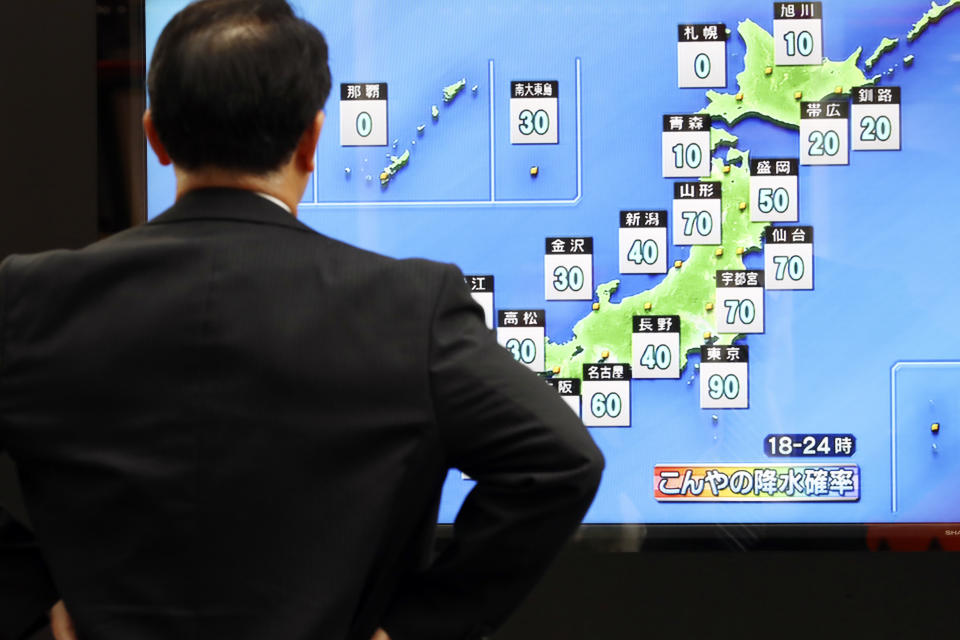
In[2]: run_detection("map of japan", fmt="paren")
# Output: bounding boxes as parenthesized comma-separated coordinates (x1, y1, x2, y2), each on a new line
(546, 17, 871, 379)
(146, 0, 960, 525)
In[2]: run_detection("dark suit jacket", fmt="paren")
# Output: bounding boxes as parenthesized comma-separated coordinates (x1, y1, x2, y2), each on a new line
(0, 188, 603, 640)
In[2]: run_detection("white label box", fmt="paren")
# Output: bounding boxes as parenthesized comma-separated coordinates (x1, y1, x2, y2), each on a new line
(546, 377, 582, 418)
(750, 158, 799, 223)
(632, 315, 681, 379)
(619, 210, 668, 274)
(700, 345, 749, 409)
(800, 101, 849, 166)
(677, 24, 728, 88)
(764, 227, 814, 290)
(545, 237, 593, 301)
(662, 115, 712, 178)
(497, 309, 545, 372)
(773, 2, 823, 66)
(510, 81, 559, 144)
(715, 270, 765, 334)
(339, 83, 388, 147)
(464, 275, 495, 329)
(582, 364, 632, 427)
(851, 86, 901, 151)
(673, 182, 722, 246)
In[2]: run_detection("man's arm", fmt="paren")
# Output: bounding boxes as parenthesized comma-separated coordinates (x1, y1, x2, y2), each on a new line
(0, 257, 60, 640)
(381, 265, 604, 640)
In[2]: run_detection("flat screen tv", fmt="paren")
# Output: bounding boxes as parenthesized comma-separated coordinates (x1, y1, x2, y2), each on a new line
(142, 0, 960, 549)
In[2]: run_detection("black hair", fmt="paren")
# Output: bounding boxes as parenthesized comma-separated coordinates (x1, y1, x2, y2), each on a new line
(147, 0, 331, 174)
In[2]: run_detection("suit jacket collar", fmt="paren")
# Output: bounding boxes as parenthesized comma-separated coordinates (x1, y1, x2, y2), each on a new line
(149, 188, 315, 233)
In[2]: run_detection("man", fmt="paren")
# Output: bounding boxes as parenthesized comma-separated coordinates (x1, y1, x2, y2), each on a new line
(0, 1, 603, 639)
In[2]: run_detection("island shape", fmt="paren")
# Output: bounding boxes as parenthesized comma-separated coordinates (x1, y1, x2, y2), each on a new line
(865, 37, 899, 71)
(700, 19, 869, 129)
(379, 150, 410, 187)
(443, 78, 466, 103)
(907, 0, 960, 41)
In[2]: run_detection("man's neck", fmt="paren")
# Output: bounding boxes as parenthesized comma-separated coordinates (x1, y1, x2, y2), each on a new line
(174, 166, 303, 216)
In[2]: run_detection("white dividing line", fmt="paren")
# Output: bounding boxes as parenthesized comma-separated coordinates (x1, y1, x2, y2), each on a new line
(302, 58, 582, 209)
(889, 360, 960, 513)
(489, 58, 496, 202)
(575, 56, 582, 200)
(312, 151, 319, 203)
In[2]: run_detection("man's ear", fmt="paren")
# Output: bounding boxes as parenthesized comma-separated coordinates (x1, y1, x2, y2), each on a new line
(296, 111, 325, 173)
(143, 110, 172, 166)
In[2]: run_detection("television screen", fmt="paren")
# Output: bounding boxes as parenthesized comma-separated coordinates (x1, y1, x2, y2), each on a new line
(144, 0, 960, 528)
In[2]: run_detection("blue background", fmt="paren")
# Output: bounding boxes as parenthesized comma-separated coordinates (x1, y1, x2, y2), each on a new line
(146, 1, 960, 524)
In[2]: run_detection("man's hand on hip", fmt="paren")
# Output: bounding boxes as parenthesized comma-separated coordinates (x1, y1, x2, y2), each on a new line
(50, 600, 78, 640)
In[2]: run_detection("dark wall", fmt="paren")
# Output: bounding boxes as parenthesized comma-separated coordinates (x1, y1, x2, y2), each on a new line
(0, 1, 98, 517)
(0, 3, 99, 259)
(0, 5, 97, 638)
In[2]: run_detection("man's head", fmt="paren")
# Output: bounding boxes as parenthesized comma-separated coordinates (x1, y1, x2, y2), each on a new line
(145, 0, 332, 204)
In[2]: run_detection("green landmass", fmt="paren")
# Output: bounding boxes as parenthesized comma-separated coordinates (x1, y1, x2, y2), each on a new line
(443, 78, 466, 103)
(700, 19, 870, 129)
(904, 54, 916, 66)
(545, 16, 900, 380)
(544, 149, 768, 378)
(865, 37, 899, 70)
(374, 74, 473, 189)
(907, 0, 960, 41)
(379, 150, 410, 187)
(710, 127, 738, 151)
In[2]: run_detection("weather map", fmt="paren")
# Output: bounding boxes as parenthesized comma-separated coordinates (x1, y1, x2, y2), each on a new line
(145, 1, 960, 524)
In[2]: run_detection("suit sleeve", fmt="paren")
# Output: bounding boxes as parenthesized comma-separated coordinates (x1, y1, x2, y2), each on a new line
(0, 257, 59, 640)
(381, 265, 604, 640)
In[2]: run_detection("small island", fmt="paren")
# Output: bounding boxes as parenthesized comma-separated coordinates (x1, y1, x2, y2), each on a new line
(907, 0, 960, 41)
(865, 37, 899, 70)
(379, 150, 410, 187)
(443, 78, 466, 103)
